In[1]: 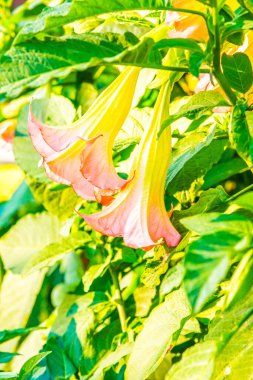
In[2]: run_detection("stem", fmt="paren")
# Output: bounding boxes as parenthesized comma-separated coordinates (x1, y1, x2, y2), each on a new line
(227, 184, 253, 202)
(109, 267, 127, 332)
(212, 1, 237, 105)
(161, 7, 206, 20)
(108, 62, 210, 74)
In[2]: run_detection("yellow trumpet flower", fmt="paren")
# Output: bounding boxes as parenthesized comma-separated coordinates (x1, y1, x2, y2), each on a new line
(28, 67, 140, 202)
(80, 82, 181, 249)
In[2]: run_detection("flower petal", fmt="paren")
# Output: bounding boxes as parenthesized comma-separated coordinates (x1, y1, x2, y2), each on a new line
(81, 83, 181, 249)
(29, 67, 141, 198)
(80, 134, 131, 194)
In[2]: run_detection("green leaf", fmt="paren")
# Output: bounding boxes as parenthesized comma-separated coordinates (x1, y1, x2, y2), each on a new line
(230, 106, 253, 166)
(166, 126, 227, 193)
(48, 293, 114, 373)
(238, 0, 253, 14)
(183, 232, 243, 313)
(29, 182, 79, 221)
(82, 256, 111, 292)
(160, 263, 185, 297)
(0, 352, 19, 364)
(181, 213, 253, 237)
(233, 191, 253, 213)
(0, 212, 61, 273)
(13, 137, 50, 183)
(0, 373, 17, 379)
(202, 157, 247, 189)
(160, 92, 228, 136)
(221, 52, 253, 93)
(19, 352, 50, 380)
(165, 341, 217, 380)
(156, 38, 203, 53)
(172, 187, 229, 232)
(81, 343, 133, 380)
(206, 287, 253, 379)
(1, 28, 169, 99)
(24, 235, 85, 275)
(0, 328, 40, 344)
(125, 289, 191, 380)
(14, 0, 169, 44)
(45, 337, 77, 379)
(16, 95, 76, 136)
(0, 37, 122, 98)
(0, 272, 45, 353)
(224, 250, 253, 309)
(141, 245, 169, 288)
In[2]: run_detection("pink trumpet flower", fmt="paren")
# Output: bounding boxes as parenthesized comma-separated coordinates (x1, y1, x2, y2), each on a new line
(28, 67, 140, 201)
(79, 83, 181, 250)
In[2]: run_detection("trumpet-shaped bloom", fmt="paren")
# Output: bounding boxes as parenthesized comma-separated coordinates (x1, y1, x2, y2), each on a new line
(79, 83, 181, 249)
(166, 1, 208, 41)
(28, 67, 140, 200)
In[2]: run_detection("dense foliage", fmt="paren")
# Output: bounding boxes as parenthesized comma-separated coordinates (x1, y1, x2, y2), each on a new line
(0, 0, 253, 379)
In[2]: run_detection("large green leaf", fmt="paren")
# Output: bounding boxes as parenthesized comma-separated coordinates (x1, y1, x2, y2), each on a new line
(125, 289, 191, 380)
(0, 212, 61, 273)
(221, 53, 253, 93)
(181, 213, 253, 237)
(0, 37, 122, 98)
(14, 0, 168, 44)
(183, 231, 243, 313)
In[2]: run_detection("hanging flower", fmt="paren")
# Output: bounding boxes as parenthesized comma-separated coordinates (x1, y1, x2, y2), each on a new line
(79, 82, 181, 250)
(166, 0, 208, 41)
(28, 67, 141, 201)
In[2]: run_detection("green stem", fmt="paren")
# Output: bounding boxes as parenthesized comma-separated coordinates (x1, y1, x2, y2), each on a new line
(162, 7, 206, 20)
(212, 1, 237, 105)
(113, 62, 210, 73)
(109, 267, 127, 332)
(227, 184, 253, 202)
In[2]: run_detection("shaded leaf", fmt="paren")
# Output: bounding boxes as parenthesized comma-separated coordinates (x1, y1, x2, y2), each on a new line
(0, 351, 19, 364)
